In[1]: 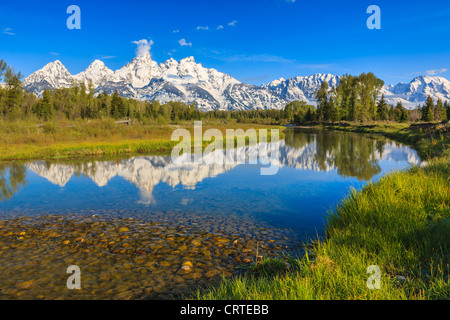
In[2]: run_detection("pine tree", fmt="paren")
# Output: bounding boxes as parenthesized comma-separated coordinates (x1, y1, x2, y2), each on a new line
(400, 108, 409, 123)
(315, 82, 329, 122)
(304, 108, 314, 122)
(376, 94, 388, 121)
(329, 96, 340, 122)
(435, 98, 445, 121)
(0, 60, 7, 81)
(394, 101, 403, 122)
(34, 89, 53, 121)
(422, 96, 434, 122)
(445, 101, 450, 120)
(110, 90, 124, 119)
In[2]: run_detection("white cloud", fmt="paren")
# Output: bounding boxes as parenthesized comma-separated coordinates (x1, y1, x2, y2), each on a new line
(426, 68, 448, 76)
(228, 20, 238, 27)
(179, 38, 192, 47)
(131, 39, 154, 57)
(219, 53, 295, 64)
(172, 29, 179, 33)
(101, 56, 116, 60)
(3, 28, 15, 35)
(217, 25, 224, 30)
(196, 26, 209, 31)
(49, 52, 59, 56)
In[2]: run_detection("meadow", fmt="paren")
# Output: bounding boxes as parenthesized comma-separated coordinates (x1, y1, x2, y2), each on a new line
(0, 118, 283, 161)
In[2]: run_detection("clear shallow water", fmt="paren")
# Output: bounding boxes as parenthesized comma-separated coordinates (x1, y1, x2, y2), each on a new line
(0, 128, 421, 239)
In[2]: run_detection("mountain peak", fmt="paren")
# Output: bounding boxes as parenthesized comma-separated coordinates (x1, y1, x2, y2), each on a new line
(89, 59, 105, 66)
(43, 60, 67, 70)
(180, 56, 196, 64)
(132, 51, 152, 62)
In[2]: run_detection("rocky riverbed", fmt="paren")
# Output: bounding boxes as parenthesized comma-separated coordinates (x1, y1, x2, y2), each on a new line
(0, 213, 303, 300)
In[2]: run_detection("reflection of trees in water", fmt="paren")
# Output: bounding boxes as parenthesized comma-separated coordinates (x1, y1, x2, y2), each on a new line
(285, 129, 384, 181)
(284, 129, 314, 149)
(0, 163, 27, 201)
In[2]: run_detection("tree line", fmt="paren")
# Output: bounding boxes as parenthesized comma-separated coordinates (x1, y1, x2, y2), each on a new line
(308, 72, 449, 123)
(1, 59, 449, 124)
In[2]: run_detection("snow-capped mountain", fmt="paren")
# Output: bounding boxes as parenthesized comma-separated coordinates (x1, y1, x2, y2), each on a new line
(22, 55, 450, 111)
(382, 76, 450, 108)
(23, 54, 287, 111)
(265, 74, 340, 104)
(22, 60, 74, 93)
(73, 60, 114, 88)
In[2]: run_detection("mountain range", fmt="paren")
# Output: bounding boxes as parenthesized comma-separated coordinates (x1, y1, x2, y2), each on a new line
(22, 53, 450, 111)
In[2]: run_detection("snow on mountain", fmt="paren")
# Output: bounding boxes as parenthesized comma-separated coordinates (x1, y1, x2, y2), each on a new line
(382, 76, 450, 108)
(23, 54, 286, 111)
(22, 56, 450, 111)
(22, 60, 74, 95)
(114, 52, 163, 88)
(265, 74, 340, 104)
(73, 60, 114, 88)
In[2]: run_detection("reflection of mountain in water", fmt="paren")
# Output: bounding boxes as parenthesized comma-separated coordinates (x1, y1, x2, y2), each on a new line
(27, 158, 239, 204)
(23, 131, 420, 203)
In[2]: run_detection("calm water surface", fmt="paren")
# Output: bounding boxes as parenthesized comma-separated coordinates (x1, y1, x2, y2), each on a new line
(0, 128, 420, 240)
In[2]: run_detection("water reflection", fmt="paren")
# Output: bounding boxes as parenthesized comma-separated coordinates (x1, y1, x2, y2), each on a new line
(284, 129, 420, 179)
(0, 129, 420, 203)
(0, 163, 27, 201)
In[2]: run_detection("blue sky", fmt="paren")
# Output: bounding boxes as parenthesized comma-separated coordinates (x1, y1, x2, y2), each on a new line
(0, 0, 449, 85)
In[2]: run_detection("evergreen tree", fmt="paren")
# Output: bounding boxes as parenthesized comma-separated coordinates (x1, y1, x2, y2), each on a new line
(315, 81, 329, 122)
(435, 98, 445, 121)
(421, 95, 434, 122)
(445, 101, 450, 120)
(0, 59, 7, 81)
(394, 101, 404, 122)
(376, 94, 388, 120)
(400, 108, 409, 123)
(110, 90, 125, 119)
(2, 66, 24, 117)
(329, 96, 340, 122)
(34, 89, 53, 121)
(304, 108, 314, 122)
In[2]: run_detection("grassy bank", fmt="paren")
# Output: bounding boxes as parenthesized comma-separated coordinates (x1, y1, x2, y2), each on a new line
(0, 119, 283, 161)
(197, 121, 450, 300)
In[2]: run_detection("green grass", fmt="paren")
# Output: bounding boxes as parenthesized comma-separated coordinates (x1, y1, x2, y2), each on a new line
(197, 121, 450, 300)
(0, 119, 284, 161)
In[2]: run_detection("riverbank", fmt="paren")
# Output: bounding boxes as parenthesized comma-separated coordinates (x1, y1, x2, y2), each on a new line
(0, 119, 283, 161)
(197, 121, 450, 300)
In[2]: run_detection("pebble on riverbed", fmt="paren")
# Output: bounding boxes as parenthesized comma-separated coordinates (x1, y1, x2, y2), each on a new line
(0, 214, 301, 300)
